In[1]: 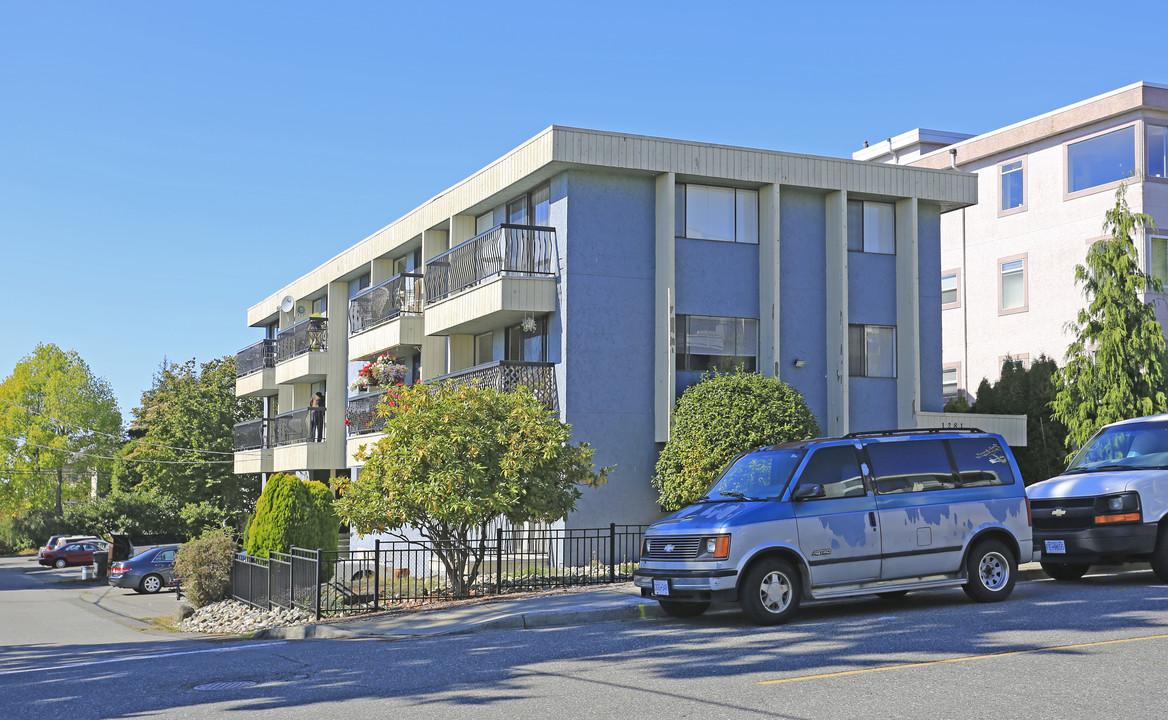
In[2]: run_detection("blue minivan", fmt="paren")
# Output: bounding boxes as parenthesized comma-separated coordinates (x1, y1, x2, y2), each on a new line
(633, 428, 1033, 625)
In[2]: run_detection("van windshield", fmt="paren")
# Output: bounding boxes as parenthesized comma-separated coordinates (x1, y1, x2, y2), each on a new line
(701, 449, 806, 501)
(1066, 421, 1168, 472)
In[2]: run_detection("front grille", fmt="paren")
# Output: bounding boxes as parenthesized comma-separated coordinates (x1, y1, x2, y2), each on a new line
(642, 536, 703, 560)
(1031, 497, 1097, 531)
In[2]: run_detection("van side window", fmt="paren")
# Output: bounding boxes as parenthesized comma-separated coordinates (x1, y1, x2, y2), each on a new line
(867, 440, 958, 494)
(948, 437, 1016, 486)
(795, 446, 866, 498)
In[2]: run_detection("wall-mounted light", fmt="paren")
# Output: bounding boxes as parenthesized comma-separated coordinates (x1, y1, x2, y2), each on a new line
(793, 359, 806, 368)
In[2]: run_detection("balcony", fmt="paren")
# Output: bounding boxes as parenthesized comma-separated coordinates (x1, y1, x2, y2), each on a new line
(235, 339, 277, 397)
(348, 273, 425, 360)
(423, 224, 557, 336)
(345, 389, 393, 437)
(233, 418, 272, 474)
(433, 360, 558, 412)
(275, 317, 329, 384)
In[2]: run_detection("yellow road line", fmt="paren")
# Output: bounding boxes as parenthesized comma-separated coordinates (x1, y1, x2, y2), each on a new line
(758, 633, 1168, 685)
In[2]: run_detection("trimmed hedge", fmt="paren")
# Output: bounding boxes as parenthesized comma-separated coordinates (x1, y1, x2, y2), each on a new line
(243, 473, 339, 557)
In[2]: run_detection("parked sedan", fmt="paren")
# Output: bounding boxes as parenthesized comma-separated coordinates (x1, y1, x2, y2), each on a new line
(38, 535, 101, 561)
(108, 546, 178, 594)
(39, 540, 109, 568)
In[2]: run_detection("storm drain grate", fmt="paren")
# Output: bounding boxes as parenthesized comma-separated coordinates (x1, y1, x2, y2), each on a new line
(194, 681, 258, 691)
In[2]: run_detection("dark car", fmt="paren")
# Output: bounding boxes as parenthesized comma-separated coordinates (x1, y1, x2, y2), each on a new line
(39, 540, 109, 568)
(108, 546, 178, 593)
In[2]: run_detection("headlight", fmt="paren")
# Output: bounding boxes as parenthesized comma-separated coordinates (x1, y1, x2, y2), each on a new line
(697, 535, 731, 560)
(1095, 492, 1141, 524)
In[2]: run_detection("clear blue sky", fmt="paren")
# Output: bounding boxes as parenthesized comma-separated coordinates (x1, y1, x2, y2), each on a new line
(1, 0, 1159, 419)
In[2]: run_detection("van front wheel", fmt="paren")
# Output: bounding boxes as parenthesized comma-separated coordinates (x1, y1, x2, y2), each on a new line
(963, 540, 1016, 602)
(739, 558, 801, 626)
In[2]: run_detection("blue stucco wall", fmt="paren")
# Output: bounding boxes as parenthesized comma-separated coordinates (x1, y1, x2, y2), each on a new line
(777, 188, 829, 428)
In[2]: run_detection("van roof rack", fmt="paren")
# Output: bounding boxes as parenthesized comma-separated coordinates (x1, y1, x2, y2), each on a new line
(842, 427, 985, 439)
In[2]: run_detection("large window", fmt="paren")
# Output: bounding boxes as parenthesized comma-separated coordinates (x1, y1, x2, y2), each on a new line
(941, 271, 960, 308)
(794, 446, 866, 499)
(1150, 236, 1168, 285)
(1149, 125, 1168, 179)
(848, 324, 896, 378)
(847, 200, 895, 254)
(505, 318, 547, 362)
(949, 437, 1016, 487)
(675, 184, 759, 243)
(942, 366, 959, 398)
(1000, 159, 1025, 212)
(676, 315, 759, 372)
(999, 255, 1027, 314)
(1067, 126, 1135, 194)
(867, 439, 957, 494)
(474, 332, 493, 365)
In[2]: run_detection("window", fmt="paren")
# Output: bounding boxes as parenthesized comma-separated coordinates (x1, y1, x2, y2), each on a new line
(847, 200, 895, 254)
(674, 184, 759, 243)
(505, 184, 550, 227)
(848, 324, 896, 378)
(949, 437, 1016, 487)
(1150, 236, 1168, 285)
(505, 318, 547, 362)
(1067, 125, 1135, 194)
(795, 446, 866, 499)
(476, 211, 495, 235)
(676, 315, 759, 372)
(941, 271, 960, 308)
(867, 440, 957, 494)
(474, 332, 493, 365)
(311, 296, 327, 315)
(348, 274, 371, 299)
(1000, 159, 1025, 212)
(999, 255, 1027, 314)
(1148, 125, 1167, 179)
(942, 366, 959, 397)
(393, 249, 422, 276)
(1000, 354, 1030, 372)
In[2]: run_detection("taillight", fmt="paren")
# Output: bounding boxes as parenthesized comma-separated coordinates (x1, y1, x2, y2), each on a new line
(1026, 497, 1032, 527)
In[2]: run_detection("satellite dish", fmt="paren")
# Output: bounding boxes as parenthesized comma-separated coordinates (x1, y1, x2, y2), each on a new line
(280, 295, 295, 313)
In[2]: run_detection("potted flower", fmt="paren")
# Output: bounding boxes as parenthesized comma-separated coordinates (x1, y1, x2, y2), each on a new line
(350, 354, 409, 391)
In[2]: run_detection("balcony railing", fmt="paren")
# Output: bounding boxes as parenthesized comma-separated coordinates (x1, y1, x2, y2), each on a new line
(272, 407, 321, 446)
(424, 224, 556, 302)
(277, 317, 328, 362)
(233, 418, 272, 451)
(236, 339, 276, 378)
(345, 389, 396, 436)
(432, 361, 558, 412)
(348, 273, 423, 336)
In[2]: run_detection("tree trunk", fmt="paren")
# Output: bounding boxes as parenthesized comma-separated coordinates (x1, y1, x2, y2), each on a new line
(55, 468, 63, 517)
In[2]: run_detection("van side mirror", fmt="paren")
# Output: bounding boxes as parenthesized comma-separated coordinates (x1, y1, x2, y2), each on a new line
(793, 484, 826, 500)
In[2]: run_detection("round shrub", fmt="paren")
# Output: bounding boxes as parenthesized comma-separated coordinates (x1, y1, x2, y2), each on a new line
(174, 528, 237, 608)
(243, 473, 339, 557)
(653, 372, 820, 511)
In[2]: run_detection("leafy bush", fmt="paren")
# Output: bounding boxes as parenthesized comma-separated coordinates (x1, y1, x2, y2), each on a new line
(653, 371, 820, 511)
(61, 489, 185, 539)
(243, 473, 339, 557)
(174, 528, 237, 608)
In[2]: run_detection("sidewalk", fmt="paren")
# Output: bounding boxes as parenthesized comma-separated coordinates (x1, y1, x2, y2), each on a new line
(255, 561, 1070, 641)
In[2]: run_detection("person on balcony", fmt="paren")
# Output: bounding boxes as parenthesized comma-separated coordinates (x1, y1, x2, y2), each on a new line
(309, 391, 326, 442)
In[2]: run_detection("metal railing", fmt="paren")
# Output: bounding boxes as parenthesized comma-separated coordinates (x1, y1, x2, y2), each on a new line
(277, 316, 328, 362)
(233, 418, 272, 451)
(432, 360, 558, 411)
(272, 407, 324, 446)
(348, 273, 423, 335)
(231, 524, 646, 619)
(236, 339, 276, 378)
(424, 224, 556, 302)
(345, 389, 396, 437)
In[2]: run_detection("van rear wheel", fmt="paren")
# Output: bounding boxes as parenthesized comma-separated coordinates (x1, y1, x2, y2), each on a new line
(739, 558, 801, 626)
(963, 539, 1016, 602)
(658, 600, 709, 618)
(1040, 561, 1089, 581)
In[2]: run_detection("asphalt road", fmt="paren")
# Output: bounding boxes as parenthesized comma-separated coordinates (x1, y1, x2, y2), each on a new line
(3, 555, 1168, 719)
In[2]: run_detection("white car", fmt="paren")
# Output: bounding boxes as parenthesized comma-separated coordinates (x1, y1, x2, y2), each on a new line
(1027, 413, 1168, 581)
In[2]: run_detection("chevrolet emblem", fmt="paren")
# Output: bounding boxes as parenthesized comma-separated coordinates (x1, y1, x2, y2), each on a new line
(664, 544, 675, 553)
(1051, 508, 1067, 517)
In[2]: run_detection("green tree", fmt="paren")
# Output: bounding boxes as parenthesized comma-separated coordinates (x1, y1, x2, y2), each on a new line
(0, 344, 122, 517)
(243, 472, 339, 557)
(958, 356, 1069, 484)
(115, 356, 261, 529)
(1051, 183, 1168, 453)
(653, 371, 820, 512)
(335, 382, 609, 597)
(61, 488, 186, 539)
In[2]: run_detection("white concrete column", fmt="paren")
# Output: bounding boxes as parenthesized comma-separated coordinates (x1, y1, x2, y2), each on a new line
(825, 191, 849, 436)
(759, 184, 780, 378)
(371, 258, 395, 285)
(895, 197, 920, 429)
(655, 172, 677, 443)
(325, 280, 350, 468)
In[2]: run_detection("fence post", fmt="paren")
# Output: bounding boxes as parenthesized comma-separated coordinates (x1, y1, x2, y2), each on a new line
(314, 548, 322, 621)
(373, 538, 381, 612)
(496, 527, 503, 595)
(609, 523, 616, 583)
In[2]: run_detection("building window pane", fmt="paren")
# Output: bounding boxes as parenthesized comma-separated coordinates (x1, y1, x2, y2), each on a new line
(848, 200, 895, 254)
(675, 315, 758, 372)
(849, 324, 896, 378)
(847, 200, 864, 252)
(1001, 160, 1024, 211)
(1001, 259, 1025, 310)
(474, 332, 493, 365)
(941, 273, 958, 306)
(942, 367, 958, 397)
(1149, 125, 1168, 179)
(505, 318, 546, 362)
(532, 185, 550, 226)
(1151, 237, 1168, 286)
(735, 189, 759, 244)
(685, 185, 736, 242)
(476, 211, 495, 235)
(1068, 126, 1135, 193)
(675, 184, 686, 238)
(508, 196, 528, 225)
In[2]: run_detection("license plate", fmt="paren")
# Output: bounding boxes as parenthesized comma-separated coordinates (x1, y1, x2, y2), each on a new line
(1045, 540, 1066, 554)
(653, 579, 670, 596)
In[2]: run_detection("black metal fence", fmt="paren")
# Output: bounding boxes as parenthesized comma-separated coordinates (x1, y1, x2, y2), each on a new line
(277, 316, 328, 361)
(424, 224, 556, 302)
(345, 389, 393, 436)
(232, 524, 646, 620)
(272, 407, 321, 446)
(233, 418, 272, 451)
(236, 339, 276, 377)
(433, 360, 558, 412)
(348, 273, 423, 335)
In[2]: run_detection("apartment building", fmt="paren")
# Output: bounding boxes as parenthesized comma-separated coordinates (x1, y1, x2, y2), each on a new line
(855, 82, 1168, 401)
(232, 126, 975, 527)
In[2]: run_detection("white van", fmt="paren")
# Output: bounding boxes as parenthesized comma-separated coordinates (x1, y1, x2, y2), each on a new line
(633, 428, 1033, 625)
(1028, 413, 1168, 581)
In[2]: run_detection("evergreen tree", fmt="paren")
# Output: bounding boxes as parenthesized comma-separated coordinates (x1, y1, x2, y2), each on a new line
(1051, 183, 1168, 454)
(243, 473, 338, 557)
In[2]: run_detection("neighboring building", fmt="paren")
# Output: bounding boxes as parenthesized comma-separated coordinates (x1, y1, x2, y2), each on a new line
(233, 126, 975, 527)
(856, 82, 1168, 402)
